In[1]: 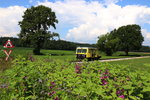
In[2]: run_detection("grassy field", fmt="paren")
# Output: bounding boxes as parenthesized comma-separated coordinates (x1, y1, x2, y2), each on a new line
(1, 46, 150, 60)
(108, 57, 150, 73)
(1, 46, 150, 72)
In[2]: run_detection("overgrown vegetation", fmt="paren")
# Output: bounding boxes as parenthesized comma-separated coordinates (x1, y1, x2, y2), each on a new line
(0, 56, 150, 99)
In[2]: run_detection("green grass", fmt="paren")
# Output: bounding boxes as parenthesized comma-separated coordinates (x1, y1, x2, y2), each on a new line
(1, 46, 150, 72)
(108, 57, 150, 73)
(1, 46, 150, 60)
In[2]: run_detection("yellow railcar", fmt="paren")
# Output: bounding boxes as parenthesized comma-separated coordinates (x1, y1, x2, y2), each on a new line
(76, 47, 101, 60)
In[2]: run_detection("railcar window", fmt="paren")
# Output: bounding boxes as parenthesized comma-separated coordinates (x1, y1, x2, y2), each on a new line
(77, 49, 81, 53)
(77, 49, 87, 53)
(82, 49, 87, 53)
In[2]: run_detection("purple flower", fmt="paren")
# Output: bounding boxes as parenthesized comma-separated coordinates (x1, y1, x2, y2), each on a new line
(116, 90, 121, 94)
(101, 79, 108, 85)
(48, 92, 52, 96)
(119, 95, 125, 99)
(52, 91, 56, 94)
(49, 86, 53, 89)
(100, 76, 109, 79)
(54, 97, 59, 100)
(51, 82, 55, 85)
(48, 91, 56, 96)
(75, 64, 81, 74)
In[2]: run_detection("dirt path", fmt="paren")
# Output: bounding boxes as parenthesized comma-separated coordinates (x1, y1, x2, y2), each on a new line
(100, 56, 150, 62)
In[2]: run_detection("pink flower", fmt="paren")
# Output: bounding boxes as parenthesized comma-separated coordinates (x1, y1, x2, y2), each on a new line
(116, 90, 121, 94)
(48, 92, 52, 96)
(119, 95, 125, 99)
(47, 91, 56, 96)
(98, 70, 102, 73)
(54, 97, 59, 100)
(52, 91, 56, 94)
(101, 80, 108, 85)
(100, 76, 109, 79)
(51, 82, 55, 85)
(49, 86, 53, 89)
(75, 64, 81, 74)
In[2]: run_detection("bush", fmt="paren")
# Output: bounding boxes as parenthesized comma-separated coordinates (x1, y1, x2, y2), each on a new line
(0, 56, 150, 99)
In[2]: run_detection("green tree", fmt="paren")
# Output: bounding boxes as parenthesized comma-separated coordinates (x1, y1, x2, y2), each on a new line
(97, 33, 119, 56)
(112, 24, 144, 55)
(18, 5, 58, 54)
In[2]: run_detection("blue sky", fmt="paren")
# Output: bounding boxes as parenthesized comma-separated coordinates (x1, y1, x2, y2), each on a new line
(1, 0, 150, 7)
(0, 0, 150, 46)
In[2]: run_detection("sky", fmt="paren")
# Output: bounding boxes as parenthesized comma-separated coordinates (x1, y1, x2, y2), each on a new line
(0, 0, 150, 46)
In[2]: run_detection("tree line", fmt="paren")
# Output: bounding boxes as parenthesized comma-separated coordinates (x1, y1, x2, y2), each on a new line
(0, 37, 95, 50)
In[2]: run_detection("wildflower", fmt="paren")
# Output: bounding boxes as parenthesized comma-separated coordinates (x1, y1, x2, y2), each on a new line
(54, 97, 59, 100)
(103, 69, 109, 75)
(119, 95, 125, 99)
(98, 70, 102, 73)
(51, 82, 55, 86)
(48, 91, 56, 96)
(75, 64, 81, 74)
(48, 92, 52, 96)
(50, 86, 53, 89)
(100, 76, 109, 79)
(116, 89, 124, 95)
(52, 91, 56, 94)
(116, 90, 121, 94)
(101, 79, 108, 85)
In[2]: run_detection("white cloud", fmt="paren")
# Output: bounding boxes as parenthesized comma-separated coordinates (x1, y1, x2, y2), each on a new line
(142, 29, 150, 39)
(103, 0, 122, 5)
(0, 0, 150, 46)
(38, 0, 150, 43)
(141, 29, 150, 46)
(0, 6, 26, 37)
(29, 0, 33, 3)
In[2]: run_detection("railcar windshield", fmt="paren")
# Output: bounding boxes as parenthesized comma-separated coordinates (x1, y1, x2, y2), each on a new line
(77, 49, 87, 53)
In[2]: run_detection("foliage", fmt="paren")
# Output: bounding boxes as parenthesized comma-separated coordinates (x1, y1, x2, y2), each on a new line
(0, 56, 150, 99)
(111, 24, 144, 55)
(97, 33, 119, 56)
(97, 24, 144, 56)
(18, 5, 58, 55)
(139, 46, 150, 52)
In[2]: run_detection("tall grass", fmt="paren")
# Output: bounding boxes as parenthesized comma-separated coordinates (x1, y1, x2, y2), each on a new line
(0, 58, 13, 72)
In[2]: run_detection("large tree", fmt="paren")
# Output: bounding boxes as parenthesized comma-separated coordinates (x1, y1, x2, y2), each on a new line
(97, 33, 119, 56)
(18, 5, 58, 54)
(112, 24, 144, 55)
